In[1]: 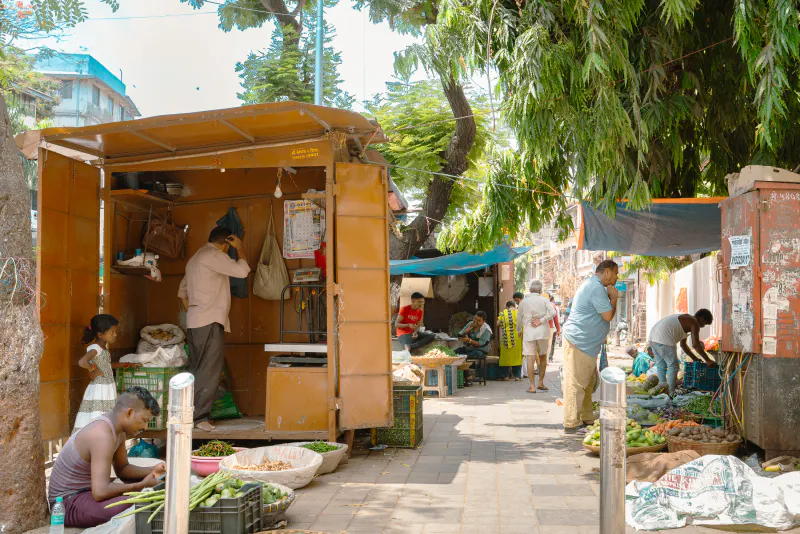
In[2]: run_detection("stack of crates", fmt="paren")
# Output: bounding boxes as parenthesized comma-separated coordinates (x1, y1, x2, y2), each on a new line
(372, 385, 423, 448)
(116, 366, 188, 431)
(457, 369, 465, 388)
(684, 361, 722, 392)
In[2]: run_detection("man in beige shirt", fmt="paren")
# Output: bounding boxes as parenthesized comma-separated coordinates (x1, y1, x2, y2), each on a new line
(178, 227, 250, 431)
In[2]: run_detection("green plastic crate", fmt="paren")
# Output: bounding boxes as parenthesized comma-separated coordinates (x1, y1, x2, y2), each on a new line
(372, 385, 424, 448)
(457, 370, 465, 388)
(116, 366, 187, 430)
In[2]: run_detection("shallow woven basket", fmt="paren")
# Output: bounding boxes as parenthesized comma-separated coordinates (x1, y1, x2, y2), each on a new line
(678, 412, 705, 423)
(458, 362, 474, 371)
(582, 442, 667, 457)
(666, 435, 741, 456)
(411, 356, 460, 367)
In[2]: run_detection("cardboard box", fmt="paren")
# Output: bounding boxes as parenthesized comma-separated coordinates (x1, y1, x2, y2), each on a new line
(399, 277, 433, 308)
(726, 165, 800, 198)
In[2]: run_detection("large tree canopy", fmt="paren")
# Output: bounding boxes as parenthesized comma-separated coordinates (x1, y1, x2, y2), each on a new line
(429, 0, 800, 251)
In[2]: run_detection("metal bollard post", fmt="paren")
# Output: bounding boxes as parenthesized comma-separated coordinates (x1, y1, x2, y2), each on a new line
(164, 373, 195, 534)
(599, 366, 627, 534)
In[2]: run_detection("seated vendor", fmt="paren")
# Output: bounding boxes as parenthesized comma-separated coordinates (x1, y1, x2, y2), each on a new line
(395, 292, 436, 351)
(48, 387, 166, 528)
(455, 311, 492, 359)
(627, 345, 654, 377)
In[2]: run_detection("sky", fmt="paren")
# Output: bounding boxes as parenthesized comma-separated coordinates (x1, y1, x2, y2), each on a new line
(33, 0, 422, 117)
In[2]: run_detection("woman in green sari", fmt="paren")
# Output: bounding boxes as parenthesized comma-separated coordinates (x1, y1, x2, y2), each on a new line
(497, 301, 523, 380)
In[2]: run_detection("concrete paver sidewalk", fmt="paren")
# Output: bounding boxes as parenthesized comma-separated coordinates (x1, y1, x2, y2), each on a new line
(285, 349, 800, 534)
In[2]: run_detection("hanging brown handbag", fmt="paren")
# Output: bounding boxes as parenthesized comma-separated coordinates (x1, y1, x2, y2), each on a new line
(143, 210, 186, 259)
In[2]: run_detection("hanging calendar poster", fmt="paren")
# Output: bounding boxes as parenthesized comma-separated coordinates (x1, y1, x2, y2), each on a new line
(283, 200, 325, 259)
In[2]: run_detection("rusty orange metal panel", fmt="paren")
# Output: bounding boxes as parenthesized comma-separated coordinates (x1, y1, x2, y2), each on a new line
(39, 325, 68, 383)
(756, 186, 800, 358)
(40, 209, 68, 268)
(335, 163, 392, 430)
(721, 192, 760, 353)
(109, 274, 149, 351)
(266, 367, 328, 432)
(39, 381, 69, 441)
(38, 149, 100, 442)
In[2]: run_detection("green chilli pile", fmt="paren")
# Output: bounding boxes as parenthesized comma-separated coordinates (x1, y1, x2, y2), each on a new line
(193, 440, 237, 457)
(301, 441, 340, 453)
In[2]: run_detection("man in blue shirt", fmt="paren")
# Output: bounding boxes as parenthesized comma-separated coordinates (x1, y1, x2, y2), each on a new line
(561, 260, 619, 433)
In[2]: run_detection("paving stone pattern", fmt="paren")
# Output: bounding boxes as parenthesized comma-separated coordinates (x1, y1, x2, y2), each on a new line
(285, 348, 800, 533)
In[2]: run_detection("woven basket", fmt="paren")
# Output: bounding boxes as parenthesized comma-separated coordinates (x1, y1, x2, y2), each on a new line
(458, 362, 474, 371)
(582, 442, 667, 456)
(666, 435, 741, 456)
(411, 356, 460, 367)
(678, 412, 704, 423)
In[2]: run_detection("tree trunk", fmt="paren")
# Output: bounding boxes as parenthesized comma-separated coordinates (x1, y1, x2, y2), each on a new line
(388, 75, 476, 261)
(0, 92, 47, 533)
(263, 0, 306, 93)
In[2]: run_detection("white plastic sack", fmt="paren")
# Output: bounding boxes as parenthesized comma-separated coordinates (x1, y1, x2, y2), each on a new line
(121, 345, 187, 368)
(626, 394, 671, 409)
(392, 363, 422, 385)
(138, 324, 185, 351)
(392, 350, 412, 364)
(219, 445, 322, 489)
(626, 455, 800, 531)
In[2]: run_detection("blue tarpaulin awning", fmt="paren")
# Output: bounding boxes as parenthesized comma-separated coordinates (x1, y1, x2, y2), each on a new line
(579, 198, 724, 256)
(390, 244, 531, 276)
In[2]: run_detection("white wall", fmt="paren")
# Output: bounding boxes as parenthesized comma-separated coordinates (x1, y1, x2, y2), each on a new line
(645, 255, 722, 343)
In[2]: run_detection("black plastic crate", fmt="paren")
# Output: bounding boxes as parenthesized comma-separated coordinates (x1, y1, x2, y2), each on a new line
(684, 361, 722, 392)
(135, 482, 263, 534)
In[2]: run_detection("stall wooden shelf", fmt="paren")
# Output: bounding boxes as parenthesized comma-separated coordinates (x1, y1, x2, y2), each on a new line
(27, 102, 393, 444)
(110, 189, 173, 213)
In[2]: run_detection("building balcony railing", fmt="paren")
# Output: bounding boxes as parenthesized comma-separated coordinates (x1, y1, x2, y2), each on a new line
(84, 103, 113, 121)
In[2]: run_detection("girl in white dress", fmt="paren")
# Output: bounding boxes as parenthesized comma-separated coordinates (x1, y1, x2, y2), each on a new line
(72, 314, 121, 435)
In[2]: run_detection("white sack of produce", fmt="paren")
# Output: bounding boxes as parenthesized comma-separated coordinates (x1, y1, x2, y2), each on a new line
(626, 455, 800, 531)
(392, 363, 423, 384)
(121, 345, 187, 368)
(392, 350, 412, 364)
(219, 445, 322, 489)
(137, 324, 185, 353)
(626, 394, 671, 409)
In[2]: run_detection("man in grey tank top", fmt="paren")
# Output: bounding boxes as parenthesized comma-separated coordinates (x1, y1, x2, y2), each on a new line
(647, 309, 714, 394)
(48, 387, 166, 528)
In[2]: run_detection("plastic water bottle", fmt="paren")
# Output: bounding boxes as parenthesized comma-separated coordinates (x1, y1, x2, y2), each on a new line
(50, 496, 65, 534)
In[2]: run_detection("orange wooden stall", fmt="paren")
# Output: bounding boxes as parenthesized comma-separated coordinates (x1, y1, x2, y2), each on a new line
(28, 102, 393, 444)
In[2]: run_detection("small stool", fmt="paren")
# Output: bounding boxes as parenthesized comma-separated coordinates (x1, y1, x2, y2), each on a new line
(470, 357, 487, 386)
(421, 364, 448, 398)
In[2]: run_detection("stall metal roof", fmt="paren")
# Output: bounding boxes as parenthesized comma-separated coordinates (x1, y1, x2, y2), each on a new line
(16, 101, 386, 164)
(579, 198, 725, 256)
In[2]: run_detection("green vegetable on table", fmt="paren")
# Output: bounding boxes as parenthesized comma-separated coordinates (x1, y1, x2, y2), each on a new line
(685, 395, 721, 417)
(193, 439, 236, 457)
(301, 441, 340, 453)
(260, 482, 288, 505)
(583, 418, 666, 448)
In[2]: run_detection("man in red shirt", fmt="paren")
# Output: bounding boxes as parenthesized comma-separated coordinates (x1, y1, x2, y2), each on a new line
(395, 292, 435, 351)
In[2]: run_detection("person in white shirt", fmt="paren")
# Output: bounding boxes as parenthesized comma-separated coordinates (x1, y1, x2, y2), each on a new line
(517, 280, 555, 393)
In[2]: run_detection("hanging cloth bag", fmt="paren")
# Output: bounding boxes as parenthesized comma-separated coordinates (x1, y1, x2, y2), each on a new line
(253, 206, 290, 300)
